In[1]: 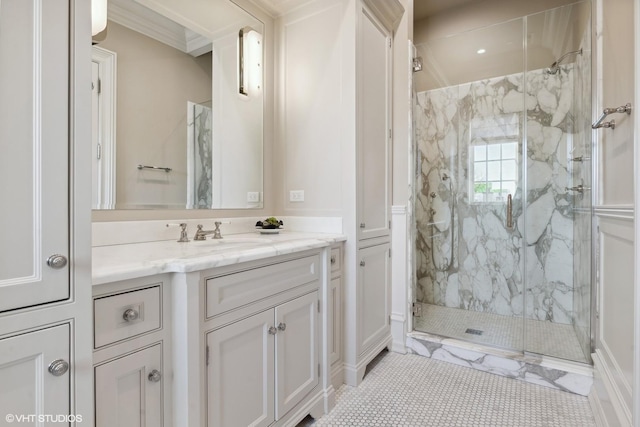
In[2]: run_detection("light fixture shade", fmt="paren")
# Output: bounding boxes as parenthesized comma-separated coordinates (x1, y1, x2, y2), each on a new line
(92, 0, 108, 36)
(239, 27, 263, 97)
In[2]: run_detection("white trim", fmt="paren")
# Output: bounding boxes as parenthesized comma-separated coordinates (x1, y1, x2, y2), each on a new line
(634, 0, 640, 424)
(594, 205, 635, 220)
(91, 46, 117, 209)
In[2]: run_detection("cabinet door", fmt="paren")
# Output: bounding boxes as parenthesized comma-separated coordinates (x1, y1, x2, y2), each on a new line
(275, 292, 319, 419)
(357, 5, 391, 241)
(358, 244, 391, 354)
(207, 310, 274, 427)
(0, 324, 70, 421)
(0, 0, 70, 312)
(330, 277, 342, 365)
(95, 344, 163, 427)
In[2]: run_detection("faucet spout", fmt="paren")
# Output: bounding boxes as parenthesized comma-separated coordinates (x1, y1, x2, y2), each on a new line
(193, 222, 225, 240)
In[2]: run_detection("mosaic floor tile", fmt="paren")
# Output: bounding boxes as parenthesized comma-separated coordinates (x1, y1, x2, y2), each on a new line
(299, 351, 595, 427)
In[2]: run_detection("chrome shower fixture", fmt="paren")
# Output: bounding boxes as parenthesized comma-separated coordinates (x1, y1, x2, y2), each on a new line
(545, 48, 583, 74)
(413, 56, 423, 72)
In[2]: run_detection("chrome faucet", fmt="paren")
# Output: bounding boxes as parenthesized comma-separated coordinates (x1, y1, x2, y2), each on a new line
(166, 223, 189, 242)
(194, 222, 224, 240)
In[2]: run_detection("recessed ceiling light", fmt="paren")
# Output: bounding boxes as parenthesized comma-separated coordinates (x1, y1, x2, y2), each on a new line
(477, 48, 486, 54)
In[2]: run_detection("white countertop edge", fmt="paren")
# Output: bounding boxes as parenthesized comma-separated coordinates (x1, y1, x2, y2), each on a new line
(92, 232, 347, 286)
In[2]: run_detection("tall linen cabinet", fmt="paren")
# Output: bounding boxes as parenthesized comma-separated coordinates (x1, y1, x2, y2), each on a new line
(275, 0, 403, 388)
(0, 0, 93, 422)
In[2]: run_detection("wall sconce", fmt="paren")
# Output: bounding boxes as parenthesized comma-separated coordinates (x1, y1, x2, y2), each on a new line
(92, 0, 107, 36)
(238, 27, 263, 97)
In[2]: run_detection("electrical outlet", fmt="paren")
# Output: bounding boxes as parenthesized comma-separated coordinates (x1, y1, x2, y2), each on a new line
(289, 190, 304, 202)
(247, 192, 260, 202)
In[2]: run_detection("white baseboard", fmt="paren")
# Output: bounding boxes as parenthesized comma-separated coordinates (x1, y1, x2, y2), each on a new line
(590, 351, 632, 427)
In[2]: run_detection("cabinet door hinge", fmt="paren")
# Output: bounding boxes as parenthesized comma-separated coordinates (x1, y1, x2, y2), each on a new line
(388, 249, 391, 258)
(97, 142, 102, 160)
(318, 300, 321, 313)
(97, 78, 102, 95)
(388, 220, 391, 230)
(318, 364, 321, 378)
(388, 38, 391, 48)
(206, 345, 210, 366)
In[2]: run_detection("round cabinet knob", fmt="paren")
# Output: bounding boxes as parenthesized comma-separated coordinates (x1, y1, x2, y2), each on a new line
(277, 322, 286, 331)
(122, 308, 139, 322)
(48, 359, 69, 377)
(47, 254, 68, 269)
(330, 256, 336, 265)
(148, 370, 162, 383)
(268, 326, 278, 335)
(360, 260, 366, 267)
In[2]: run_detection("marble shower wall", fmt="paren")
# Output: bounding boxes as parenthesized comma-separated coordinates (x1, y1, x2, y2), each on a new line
(415, 66, 581, 326)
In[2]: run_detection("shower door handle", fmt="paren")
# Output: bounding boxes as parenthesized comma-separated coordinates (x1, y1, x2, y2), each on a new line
(506, 194, 513, 229)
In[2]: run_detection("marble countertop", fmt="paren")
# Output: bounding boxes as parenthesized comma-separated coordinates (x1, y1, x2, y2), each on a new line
(92, 231, 346, 285)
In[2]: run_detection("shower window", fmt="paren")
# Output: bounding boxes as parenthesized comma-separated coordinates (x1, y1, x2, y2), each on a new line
(471, 141, 517, 203)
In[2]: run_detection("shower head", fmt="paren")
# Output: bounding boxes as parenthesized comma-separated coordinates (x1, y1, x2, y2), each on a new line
(545, 48, 583, 75)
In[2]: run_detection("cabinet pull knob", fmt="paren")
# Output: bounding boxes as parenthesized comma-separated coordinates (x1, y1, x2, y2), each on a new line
(360, 260, 366, 267)
(148, 369, 162, 383)
(268, 326, 278, 335)
(48, 359, 69, 377)
(330, 255, 336, 264)
(359, 223, 366, 228)
(277, 322, 286, 331)
(47, 254, 68, 269)
(123, 308, 139, 322)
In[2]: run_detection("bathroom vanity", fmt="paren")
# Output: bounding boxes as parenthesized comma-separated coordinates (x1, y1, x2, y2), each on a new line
(92, 230, 345, 427)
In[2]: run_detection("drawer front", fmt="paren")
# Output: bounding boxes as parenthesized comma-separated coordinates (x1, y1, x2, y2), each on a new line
(94, 286, 161, 348)
(330, 247, 341, 273)
(206, 255, 320, 318)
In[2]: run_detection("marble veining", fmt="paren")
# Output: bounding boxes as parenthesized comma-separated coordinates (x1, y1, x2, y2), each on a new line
(414, 65, 587, 331)
(406, 333, 593, 396)
(187, 102, 213, 209)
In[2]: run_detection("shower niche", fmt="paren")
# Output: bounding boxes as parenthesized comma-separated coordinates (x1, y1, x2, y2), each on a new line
(412, 1, 592, 364)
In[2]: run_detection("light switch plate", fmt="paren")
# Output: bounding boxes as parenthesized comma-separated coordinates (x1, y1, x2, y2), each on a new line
(289, 190, 304, 202)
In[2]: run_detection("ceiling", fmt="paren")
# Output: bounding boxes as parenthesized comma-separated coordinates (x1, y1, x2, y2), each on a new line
(413, 0, 481, 21)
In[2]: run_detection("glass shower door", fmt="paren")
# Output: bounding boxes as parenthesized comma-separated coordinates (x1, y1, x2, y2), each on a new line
(522, 3, 592, 363)
(413, 18, 527, 352)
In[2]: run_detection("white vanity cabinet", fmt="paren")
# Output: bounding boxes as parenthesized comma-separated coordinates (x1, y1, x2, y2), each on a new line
(202, 253, 323, 427)
(93, 276, 171, 427)
(206, 291, 318, 427)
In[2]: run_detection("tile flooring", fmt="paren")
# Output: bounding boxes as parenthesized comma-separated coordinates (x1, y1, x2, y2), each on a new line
(413, 304, 589, 363)
(299, 350, 595, 427)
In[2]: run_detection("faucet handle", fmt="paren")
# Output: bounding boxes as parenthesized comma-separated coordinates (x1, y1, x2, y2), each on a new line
(166, 223, 189, 242)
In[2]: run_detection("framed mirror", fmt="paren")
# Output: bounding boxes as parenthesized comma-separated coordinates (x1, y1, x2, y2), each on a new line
(92, 0, 264, 210)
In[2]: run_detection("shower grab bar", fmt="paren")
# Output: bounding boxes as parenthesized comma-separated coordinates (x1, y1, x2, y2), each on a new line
(592, 103, 632, 129)
(137, 164, 172, 172)
(506, 194, 513, 229)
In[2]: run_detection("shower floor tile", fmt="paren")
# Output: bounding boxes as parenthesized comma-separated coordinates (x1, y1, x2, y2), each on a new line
(413, 304, 589, 363)
(298, 350, 595, 427)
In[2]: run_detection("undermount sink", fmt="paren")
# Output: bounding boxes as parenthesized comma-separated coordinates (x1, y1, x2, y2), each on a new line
(190, 237, 272, 246)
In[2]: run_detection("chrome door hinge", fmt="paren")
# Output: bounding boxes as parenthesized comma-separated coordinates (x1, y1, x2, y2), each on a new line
(206, 345, 210, 366)
(412, 302, 422, 317)
(97, 142, 102, 160)
(97, 78, 102, 95)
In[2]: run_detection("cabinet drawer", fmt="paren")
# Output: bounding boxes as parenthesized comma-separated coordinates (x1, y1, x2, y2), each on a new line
(330, 247, 341, 273)
(206, 255, 319, 318)
(94, 286, 161, 348)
